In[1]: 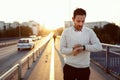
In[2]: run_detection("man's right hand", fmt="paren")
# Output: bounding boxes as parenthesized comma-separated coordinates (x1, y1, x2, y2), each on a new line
(72, 47, 79, 56)
(72, 44, 84, 56)
(73, 44, 81, 49)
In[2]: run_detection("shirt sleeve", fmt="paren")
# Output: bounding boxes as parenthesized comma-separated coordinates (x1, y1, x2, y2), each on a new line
(85, 29, 103, 52)
(60, 30, 73, 55)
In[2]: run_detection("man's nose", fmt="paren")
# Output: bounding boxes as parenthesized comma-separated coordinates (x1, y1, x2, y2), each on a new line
(78, 22, 83, 26)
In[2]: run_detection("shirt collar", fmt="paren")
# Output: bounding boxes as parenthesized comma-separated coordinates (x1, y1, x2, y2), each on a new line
(72, 26, 83, 32)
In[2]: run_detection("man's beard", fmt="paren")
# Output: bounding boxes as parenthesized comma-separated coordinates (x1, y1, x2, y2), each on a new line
(76, 25, 82, 31)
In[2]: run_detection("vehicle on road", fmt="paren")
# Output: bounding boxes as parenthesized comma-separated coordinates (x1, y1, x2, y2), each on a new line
(17, 38, 35, 51)
(29, 35, 37, 41)
(37, 36, 42, 40)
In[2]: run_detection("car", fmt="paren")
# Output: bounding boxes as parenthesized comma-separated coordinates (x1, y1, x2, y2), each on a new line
(17, 38, 35, 51)
(29, 35, 37, 41)
(37, 36, 42, 40)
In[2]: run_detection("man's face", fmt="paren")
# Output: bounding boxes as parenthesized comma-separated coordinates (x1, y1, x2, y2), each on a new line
(72, 15, 86, 31)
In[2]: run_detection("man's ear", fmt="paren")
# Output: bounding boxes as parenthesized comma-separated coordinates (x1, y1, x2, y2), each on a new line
(72, 17, 74, 21)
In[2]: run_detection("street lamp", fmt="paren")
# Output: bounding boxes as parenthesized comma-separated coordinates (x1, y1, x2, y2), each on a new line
(19, 25, 21, 38)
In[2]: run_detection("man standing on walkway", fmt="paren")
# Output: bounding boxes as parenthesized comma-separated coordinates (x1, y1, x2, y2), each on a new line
(60, 8, 102, 80)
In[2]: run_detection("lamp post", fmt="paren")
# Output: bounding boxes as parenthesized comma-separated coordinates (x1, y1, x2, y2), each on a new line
(19, 25, 21, 38)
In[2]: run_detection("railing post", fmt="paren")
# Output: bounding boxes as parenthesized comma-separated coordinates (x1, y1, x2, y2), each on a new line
(33, 52, 35, 62)
(106, 46, 110, 73)
(37, 49, 39, 58)
(27, 57, 30, 69)
(18, 63, 22, 80)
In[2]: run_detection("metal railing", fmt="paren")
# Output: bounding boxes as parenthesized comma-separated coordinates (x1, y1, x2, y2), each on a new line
(91, 43, 120, 79)
(0, 32, 54, 80)
(0, 40, 18, 48)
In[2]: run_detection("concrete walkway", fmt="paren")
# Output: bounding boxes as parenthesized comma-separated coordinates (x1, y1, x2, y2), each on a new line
(90, 63, 117, 80)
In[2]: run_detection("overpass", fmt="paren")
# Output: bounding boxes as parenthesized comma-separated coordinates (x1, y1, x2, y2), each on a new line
(0, 34, 120, 80)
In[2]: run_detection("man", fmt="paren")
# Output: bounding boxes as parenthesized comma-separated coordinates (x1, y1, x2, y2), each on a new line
(60, 8, 103, 80)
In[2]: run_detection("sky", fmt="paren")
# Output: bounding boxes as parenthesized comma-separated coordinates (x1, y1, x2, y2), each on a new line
(0, 0, 120, 29)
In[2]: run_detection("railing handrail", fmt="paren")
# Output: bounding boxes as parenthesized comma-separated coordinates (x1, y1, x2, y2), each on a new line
(0, 64, 19, 79)
(102, 43, 120, 48)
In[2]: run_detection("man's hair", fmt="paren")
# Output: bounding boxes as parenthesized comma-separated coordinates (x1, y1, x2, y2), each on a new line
(73, 8, 86, 18)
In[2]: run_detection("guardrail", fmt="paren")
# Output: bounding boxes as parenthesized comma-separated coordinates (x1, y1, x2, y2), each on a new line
(0, 32, 54, 80)
(91, 43, 120, 79)
(0, 40, 18, 48)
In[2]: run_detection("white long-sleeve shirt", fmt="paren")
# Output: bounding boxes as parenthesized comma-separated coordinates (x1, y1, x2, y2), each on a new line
(60, 26, 102, 68)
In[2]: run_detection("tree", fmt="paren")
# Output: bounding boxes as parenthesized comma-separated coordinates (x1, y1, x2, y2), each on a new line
(16, 26, 33, 37)
(4, 27, 18, 37)
(103, 23, 120, 44)
(93, 23, 120, 44)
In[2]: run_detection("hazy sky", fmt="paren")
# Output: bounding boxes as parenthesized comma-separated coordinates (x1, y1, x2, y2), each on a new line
(0, 0, 120, 29)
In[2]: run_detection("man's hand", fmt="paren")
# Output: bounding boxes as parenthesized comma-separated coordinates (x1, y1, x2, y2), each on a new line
(72, 44, 84, 56)
(73, 44, 81, 49)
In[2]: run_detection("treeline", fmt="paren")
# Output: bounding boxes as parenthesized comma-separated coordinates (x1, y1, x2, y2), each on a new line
(0, 26, 33, 38)
(93, 23, 120, 44)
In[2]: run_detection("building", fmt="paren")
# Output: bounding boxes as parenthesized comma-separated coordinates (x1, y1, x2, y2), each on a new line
(28, 21, 40, 35)
(84, 21, 109, 29)
(0, 20, 40, 35)
(0, 21, 5, 30)
(21, 22, 28, 27)
(10, 22, 19, 28)
(5, 23, 11, 29)
(64, 21, 73, 28)
(20, 21, 40, 35)
(0, 21, 19, 30)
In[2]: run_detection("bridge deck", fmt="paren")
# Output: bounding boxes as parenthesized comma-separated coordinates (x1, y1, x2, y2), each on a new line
(25, 62, 116, 80)
(24, 38, 117, 80)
